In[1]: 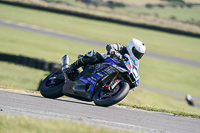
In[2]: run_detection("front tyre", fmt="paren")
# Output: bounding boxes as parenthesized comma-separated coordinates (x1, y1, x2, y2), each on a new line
(93, 82, 130, 107)
(39, 70, 64, 99)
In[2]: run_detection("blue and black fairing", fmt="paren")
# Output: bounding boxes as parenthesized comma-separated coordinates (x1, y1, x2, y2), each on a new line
(123, 54, 140, 87)
(79, 57, 122, 100)
(62, 55, 138, 101)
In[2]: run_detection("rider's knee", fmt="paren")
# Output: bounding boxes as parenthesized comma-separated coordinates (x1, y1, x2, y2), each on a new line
(84, 50, 104, 64)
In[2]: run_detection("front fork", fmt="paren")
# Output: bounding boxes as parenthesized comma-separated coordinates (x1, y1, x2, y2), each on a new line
(102, 72, 120, 91)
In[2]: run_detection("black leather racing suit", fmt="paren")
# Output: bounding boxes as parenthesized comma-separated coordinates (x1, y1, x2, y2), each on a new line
(69, 43, 127, 71)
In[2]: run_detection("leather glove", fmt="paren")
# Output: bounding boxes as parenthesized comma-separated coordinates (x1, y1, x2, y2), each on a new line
(110, 50, 122, 60)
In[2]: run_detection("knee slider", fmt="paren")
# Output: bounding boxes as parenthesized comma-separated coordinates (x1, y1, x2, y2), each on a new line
(85, 50, 95, 57)
(84, 51, 103, 65)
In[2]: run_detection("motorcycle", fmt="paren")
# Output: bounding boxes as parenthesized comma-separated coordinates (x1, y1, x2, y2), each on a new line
(39, 53, 140, 107)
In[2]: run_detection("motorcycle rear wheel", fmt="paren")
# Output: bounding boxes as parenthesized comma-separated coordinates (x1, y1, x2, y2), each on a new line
(39, 70, 64, 99)
(93, 81, 130, 107)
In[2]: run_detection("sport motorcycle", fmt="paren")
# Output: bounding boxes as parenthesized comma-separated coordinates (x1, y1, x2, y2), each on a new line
(39, 53, 139, 107)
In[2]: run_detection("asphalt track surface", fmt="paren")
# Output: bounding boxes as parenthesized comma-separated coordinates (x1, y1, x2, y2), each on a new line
(1, 89, 200, 133)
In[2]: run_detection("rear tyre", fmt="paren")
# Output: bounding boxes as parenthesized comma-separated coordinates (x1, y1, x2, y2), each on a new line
(93, 81, 130, 107)
(39, 70, 64, 99)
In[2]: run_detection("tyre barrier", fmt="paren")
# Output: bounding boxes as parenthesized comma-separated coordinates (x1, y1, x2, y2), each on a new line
(0, 53, 61, 72)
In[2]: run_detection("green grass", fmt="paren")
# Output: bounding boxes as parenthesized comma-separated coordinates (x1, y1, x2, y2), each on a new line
(121, 88, 200, 115)
(0, 62, 48, 91)
(128, 7, 200, 22)
(118, 103, 200, 118)
(0, 4, 200, 61)
(140, 56, 200, 96)
(0, 114, 131, 133)
(0, 26, 105, 63)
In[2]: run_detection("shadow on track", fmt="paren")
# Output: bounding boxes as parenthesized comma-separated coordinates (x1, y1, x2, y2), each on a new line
(22, 93, 97, 107)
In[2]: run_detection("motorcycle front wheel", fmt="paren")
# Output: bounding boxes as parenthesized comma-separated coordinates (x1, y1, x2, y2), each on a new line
(39, 70, 64, 99)
(93, 81, 130, 107)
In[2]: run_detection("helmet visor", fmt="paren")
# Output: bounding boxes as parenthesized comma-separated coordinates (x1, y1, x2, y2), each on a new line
(132, 48, 144, 60)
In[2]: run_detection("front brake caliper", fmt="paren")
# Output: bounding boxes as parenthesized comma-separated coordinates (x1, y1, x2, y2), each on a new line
(109, 79, 121, 90)
(101, 79, 121, 91)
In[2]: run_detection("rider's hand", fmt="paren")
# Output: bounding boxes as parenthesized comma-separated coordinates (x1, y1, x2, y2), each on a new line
(110, 50, 122, 60)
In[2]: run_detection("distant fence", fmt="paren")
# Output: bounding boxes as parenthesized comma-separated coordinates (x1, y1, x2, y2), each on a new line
(0, 53, 61, 72)
(1, 0, 200, 38)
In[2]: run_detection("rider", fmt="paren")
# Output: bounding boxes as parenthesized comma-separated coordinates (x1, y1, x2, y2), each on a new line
(67, 38, 146, 73)
(66, 38, 146, 88)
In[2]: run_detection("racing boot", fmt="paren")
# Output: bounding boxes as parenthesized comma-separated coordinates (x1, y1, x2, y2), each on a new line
(68, 58, 85, 72)
(65, 58, 85, 80)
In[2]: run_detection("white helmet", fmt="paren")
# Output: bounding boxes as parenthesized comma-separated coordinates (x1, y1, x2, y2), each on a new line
(127, 38, 146, 60)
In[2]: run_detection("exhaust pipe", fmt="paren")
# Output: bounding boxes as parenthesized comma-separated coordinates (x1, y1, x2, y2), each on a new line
(62, 55, 70, 80)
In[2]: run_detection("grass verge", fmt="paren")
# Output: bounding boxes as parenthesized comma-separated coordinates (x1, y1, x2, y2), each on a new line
(0, 25, 105, 63)
(0, 114, 131, 133)
(120, 88, 200, 117)
(0, 62, 48, 91)
(140, 56, 200, 96)
(118, 103, 200, 118)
